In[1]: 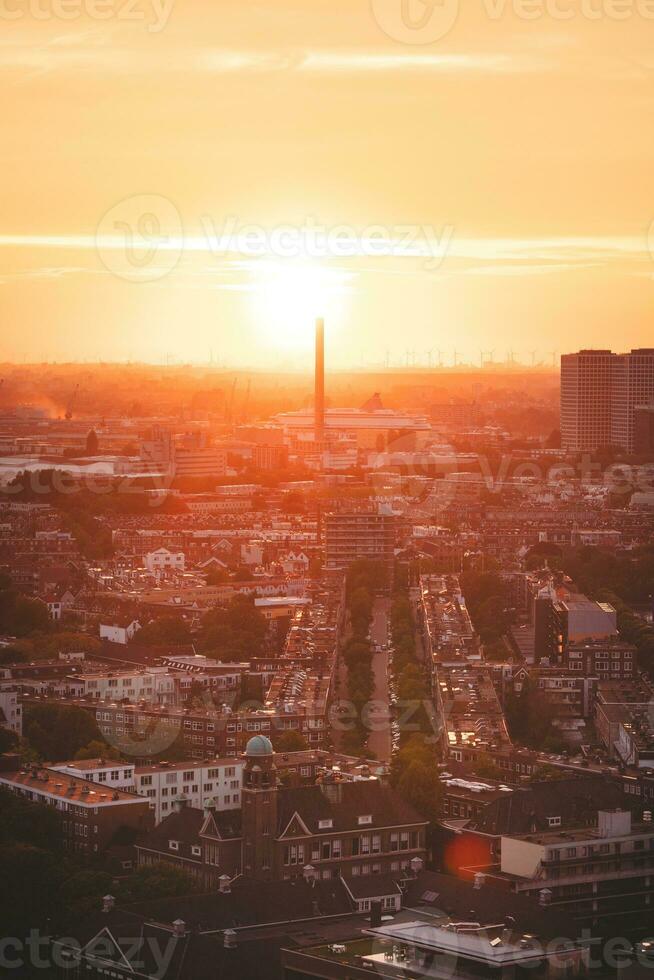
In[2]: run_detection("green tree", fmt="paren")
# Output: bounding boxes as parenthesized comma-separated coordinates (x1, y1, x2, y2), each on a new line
(117, 863, 200, 903)
(200, 595, 267, 661)
(0, 588, 50, 637)
(75, 740, 121, 761)
(25, 704, 102, 760)
(505, 678, 559, 749)
(137, 616, 192, 646)
(0, 843, 62, 935)
(0, 786, 61, 850)
(391, 737, 442, 821)
(273, 730, 309, 752)
(59, 869, 113, 918)
(0, 728, 18, 754)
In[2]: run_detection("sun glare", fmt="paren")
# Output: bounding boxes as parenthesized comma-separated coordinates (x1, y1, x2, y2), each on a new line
(251, 261, 351, 350)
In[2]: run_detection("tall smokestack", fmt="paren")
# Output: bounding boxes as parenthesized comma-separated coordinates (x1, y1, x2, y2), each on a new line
(315, 318, 325, 445)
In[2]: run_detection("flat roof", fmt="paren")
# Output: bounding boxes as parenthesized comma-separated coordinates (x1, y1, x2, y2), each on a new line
(0, 767, 145, 807)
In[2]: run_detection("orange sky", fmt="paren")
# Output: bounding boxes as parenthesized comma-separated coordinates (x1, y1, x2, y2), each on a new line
(2, 0, 654, 367)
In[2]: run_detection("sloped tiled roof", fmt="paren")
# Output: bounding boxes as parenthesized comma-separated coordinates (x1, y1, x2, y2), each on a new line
(136, 806, 206, 863)
(277, 781, 426, 836)
(137, 805, 242, 861)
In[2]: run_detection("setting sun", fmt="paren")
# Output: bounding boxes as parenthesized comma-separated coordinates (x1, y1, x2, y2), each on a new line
(251, 261, 351, 350)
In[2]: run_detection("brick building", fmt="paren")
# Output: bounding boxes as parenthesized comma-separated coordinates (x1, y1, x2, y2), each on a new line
(136, 735, 427, 886)
(0, 756, 152, 857)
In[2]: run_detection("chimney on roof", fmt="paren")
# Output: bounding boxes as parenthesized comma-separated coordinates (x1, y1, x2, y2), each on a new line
(410, 856, 423, 876)
(303, 864, 318, 884)
(172, 919, 186, 938)
(224, 929, 237, 950)
(319, 779, 342, 805)
(219, 874, 232, 894)
(368, 899, 383, 927)
(102, 895, 115, 914)
(315, 318, 325, 446)
(173, 794, 188, 813)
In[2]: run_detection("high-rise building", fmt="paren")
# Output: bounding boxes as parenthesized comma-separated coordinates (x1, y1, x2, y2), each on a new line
(634, 404, 654, 455)
(560, 350, 613, 452)
(324, 511, 396, 580)
(561, 348, 654, 452)
(534, 587, 617, 663)
(610, 348, 654, 451)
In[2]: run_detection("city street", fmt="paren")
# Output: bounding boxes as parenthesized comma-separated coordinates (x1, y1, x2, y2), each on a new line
(333, 596, 392, 762)
(367, 597, 392, 763)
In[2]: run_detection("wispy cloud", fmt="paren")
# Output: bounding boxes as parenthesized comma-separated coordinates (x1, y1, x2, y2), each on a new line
(0, 233, 651, 287)
(0, 231, 650, 258)
(0, 41, 559, 78)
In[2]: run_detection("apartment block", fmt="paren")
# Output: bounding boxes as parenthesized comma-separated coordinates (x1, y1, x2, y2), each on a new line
(324, 511, 396, 579)
(561, 348, 654, 453)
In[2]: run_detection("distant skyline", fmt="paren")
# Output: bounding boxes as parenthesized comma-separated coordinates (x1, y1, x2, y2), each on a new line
(2, 2, 654, 364)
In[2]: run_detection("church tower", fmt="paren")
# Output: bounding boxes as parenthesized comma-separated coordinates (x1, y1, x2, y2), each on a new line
(241, 734, 278, 880)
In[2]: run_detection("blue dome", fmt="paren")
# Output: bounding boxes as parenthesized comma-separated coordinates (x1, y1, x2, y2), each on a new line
(245, 734, 273, 756)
